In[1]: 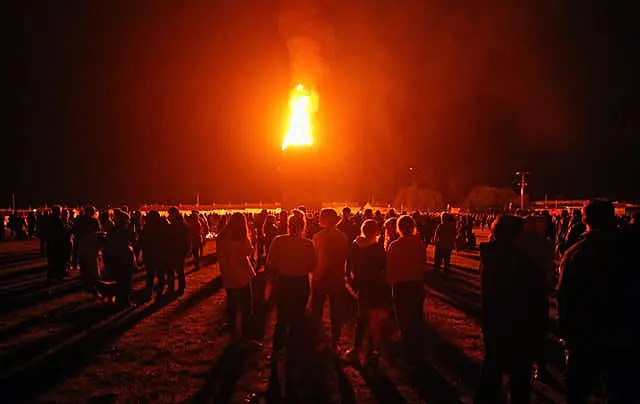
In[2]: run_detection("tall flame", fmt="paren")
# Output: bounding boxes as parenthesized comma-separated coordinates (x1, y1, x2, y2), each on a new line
(282, 84, 317, 150)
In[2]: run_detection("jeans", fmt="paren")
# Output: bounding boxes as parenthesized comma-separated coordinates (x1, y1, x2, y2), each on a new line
(226, 284, 253, 337)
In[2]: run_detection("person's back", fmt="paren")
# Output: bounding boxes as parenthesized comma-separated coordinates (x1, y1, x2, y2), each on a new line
(558, 200, 638, 404)
(350, 237, 387, 297)
(480, 240, 547, 345)
(267, 234, 316, 277)
(218, 235, 254, 289)
(386, 234, 426, 284)
(559, 229, 631, 344)
(312, 227, 348, 293)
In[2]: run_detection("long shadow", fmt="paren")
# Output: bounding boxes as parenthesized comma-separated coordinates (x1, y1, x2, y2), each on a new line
(421, 321, 482, 396)
(0, 251, 43, 267)
(356, 364, 407, 404)
(0, 299, 89, 342)
(0, 301, 127, 371)
(1, 293, 178, 402)
(191, 342, 249, 404)
(166, 276, 222, 320)
(0, 263, 46, 282)
(284, 347, 332, 404)
(408, 359, 464, 403)
(426, 277, 569, 397)
(0, 272, 47, 295)
(0, 270, 149, 314)
(251, 272, 276, 340)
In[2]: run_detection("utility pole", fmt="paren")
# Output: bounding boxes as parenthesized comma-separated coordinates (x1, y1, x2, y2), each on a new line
(516, 171, 529, 211)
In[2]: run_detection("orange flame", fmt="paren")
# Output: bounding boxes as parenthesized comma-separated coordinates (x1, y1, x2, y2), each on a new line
(282, 84, 317, 150)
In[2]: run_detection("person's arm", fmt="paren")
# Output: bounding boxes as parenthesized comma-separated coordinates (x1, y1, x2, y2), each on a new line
(265, 237, 278, 278)
(557, 250, 576, 341)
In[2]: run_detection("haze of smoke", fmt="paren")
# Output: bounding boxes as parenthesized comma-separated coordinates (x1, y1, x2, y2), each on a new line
(277, 0, 332, 90)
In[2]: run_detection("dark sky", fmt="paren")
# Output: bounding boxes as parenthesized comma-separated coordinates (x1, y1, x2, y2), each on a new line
(4, 0, 639, 207)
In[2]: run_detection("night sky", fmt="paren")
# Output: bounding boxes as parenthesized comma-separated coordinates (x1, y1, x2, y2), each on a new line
(5, 0, 639, 208)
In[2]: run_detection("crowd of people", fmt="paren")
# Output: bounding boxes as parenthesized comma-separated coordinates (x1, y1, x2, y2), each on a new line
(2, 202, 639, 403)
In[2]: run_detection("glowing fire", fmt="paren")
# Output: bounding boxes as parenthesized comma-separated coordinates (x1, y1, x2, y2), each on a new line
(282, 84, 317, 150)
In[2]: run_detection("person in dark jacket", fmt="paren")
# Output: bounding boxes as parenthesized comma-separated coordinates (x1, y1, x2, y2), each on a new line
(102, 209, 135, 306)
(166, 207, 189, 294)
(345, 219, 391, 364)
(140, 210, 168, 300)
(45, 206, 72, 281)
(558, 200, 638, 404)
(475, 215, 548, 404)
(74, 206, 101, 293)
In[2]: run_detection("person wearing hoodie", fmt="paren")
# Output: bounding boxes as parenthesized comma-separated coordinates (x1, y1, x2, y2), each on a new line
(345, 219, 391, 364)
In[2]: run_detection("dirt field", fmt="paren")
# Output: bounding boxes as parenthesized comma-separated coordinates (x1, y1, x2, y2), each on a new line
(0, 230, 583, 403)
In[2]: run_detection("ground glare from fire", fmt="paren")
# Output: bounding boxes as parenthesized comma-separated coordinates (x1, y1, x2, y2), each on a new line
(1, 229, 583, 403)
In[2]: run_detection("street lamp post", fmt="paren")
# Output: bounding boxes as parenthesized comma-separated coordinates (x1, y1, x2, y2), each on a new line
(516, 171, 529, 211)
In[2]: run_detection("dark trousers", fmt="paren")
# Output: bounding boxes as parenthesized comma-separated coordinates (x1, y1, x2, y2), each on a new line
(434, 246, 452, 271)
(225, 285, 253, 337)
(566, 345, 637, 404)
(475, 342, 533, 404)
(392, 282, 425, 355)
(191, 244, 200, 268)
(273, 275, 310, 351)
(310, 288, 344, 344)
(167, 259, 186, 291)
(354, 300, 369, 349)
(144, 260, 162, 296)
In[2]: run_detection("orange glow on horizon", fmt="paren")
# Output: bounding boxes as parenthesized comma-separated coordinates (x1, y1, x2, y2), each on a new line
(282, 84, 317, 150)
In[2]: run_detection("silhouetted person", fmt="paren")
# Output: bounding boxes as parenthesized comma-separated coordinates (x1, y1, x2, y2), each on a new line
(166, 207, 189, 293)
(218, 212, 261, 348)
(345, 219, 391, 365)
(187, 210, 202, 269)
(310, 208, 349, 352)
(44, 206, 72, 281)
(75, 206, 101, 293)
(558, 200, 638, 404)
(475, 215, 547, 404)
(27, 211, 37, 238)
(386, 215, 427, 361)
(102, 209, 135, 306)
(559, 209, 586, 255)
(434, 212, 457, 273)
(140, 210, 167, 300)
(266, 212, 317, 353)
(337, 207, 359, 243)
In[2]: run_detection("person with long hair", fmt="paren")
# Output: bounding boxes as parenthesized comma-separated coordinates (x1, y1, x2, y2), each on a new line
(345, 219, 391, 365)
(266, 211, 317, 353)
(217, 212, 259, 346)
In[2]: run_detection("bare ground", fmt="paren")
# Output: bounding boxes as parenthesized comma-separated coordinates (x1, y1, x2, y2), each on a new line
(0, 232, 597, 403)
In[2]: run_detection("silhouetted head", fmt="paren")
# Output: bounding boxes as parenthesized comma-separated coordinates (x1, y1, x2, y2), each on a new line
(84, 206, 96, 218)
(319, 208, 339, 228)
(583, 200, 615, 231)
(113, 209, 130, 228)
(491, 215, 524, 244)
(397, 215, 416, 237)
(360, 219, 379, 240)
(226, 212, 249, 242)
(288, 212, 306, 237)
(51, 205, 62, 218)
